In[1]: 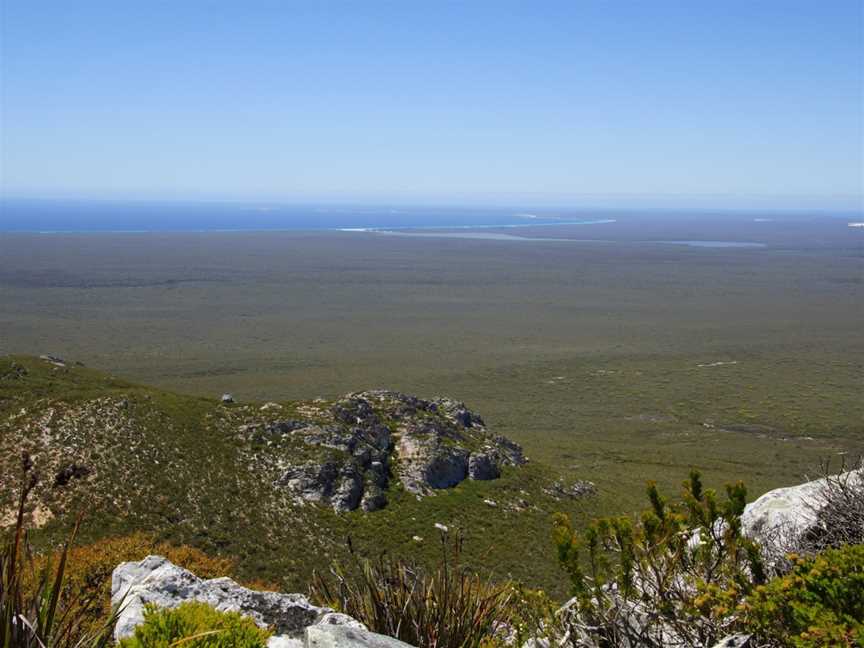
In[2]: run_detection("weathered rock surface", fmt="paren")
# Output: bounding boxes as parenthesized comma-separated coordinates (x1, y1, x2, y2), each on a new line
(240, 390, 525, 511)
(467, 451, 500, 480)
(397, 431, 469, 492)
(741, 468, 863, 554)
(1, 359, 527, 521)
(305, 625, 415, 648)
(112, 556, 415, 648)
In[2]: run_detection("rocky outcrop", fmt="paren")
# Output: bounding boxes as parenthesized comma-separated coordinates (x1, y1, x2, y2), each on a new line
(382, 393, 525, 496)
(111, 556, 414, 647)
(239, 390, 526, 511)
(527, 472, 862, 648)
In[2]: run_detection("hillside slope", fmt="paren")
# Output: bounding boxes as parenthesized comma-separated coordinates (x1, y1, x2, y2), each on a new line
(0, 355, 595, 594)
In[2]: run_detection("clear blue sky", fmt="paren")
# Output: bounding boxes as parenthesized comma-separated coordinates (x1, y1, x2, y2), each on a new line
(1, 1, 862, 209)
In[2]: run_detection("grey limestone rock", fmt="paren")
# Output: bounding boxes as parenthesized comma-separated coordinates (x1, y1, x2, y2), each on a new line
(111, 556, 347, 642)
(467, 450, 501, 481)
(741, 467, 863, 562)
(305, 625, 416, 648)
(111, 556, 411, 647)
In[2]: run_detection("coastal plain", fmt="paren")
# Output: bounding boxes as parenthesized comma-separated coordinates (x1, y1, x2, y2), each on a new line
(1, 213, 862, 593)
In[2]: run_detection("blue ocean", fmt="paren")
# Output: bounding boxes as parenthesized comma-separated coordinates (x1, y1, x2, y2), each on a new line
(0, 199, 624, 233)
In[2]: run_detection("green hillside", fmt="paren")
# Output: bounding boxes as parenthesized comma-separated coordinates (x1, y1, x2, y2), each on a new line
(0, 355, 598, 598)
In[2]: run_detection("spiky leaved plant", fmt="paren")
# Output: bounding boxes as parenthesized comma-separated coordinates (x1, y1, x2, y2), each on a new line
(310, 529, 518, 648)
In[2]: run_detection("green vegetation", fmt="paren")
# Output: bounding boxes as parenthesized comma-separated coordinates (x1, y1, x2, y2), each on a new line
(1, 228, 861, 529)
(0, 355, 597, 598)
(1, 458, 275, 648)
(742, 545, 864, 648)
(118, 602, 270, 648)
(3, 350, 863, 599)
(552, 471, 764, 646)
(550, 472, 864, 647)
(4, 457, 863, 648)
(1, 224, 862, 601)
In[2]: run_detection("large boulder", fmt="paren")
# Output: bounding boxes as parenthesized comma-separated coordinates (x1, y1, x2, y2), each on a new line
(741, 468, 864, 556)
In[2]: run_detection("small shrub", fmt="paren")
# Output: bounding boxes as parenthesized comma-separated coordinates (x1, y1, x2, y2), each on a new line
(741, 544, 864, 648)
(118, 602, 270, 648)
(552, 470, 764, 647)
(310, 531, 518, 648)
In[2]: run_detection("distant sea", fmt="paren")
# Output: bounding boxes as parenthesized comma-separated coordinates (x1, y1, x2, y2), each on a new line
(0, 198, 858, 234)
(0, 199, 622, 233)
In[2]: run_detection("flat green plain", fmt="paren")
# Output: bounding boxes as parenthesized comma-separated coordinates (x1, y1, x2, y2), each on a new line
(1, 215, 862, 592)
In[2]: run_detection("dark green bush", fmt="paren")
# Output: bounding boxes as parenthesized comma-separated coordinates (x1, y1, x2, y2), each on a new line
(741, 544, 864, 647)
(118, 602, 270, 648)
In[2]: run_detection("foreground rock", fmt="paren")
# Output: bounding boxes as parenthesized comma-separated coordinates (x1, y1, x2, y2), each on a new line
(305, 625, 415, 648)
(112, 556, 414, 647)
(741, 467, 863, 561)
(235, 390, 526, 512)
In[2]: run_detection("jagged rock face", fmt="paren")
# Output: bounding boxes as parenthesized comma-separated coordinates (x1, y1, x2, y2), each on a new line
(257, 390, 525, 511)
(397, 432, 469, 491)
(278, 461, 364, 512)
(112, 556, 414, 648)
(467, 451, 500, 480)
